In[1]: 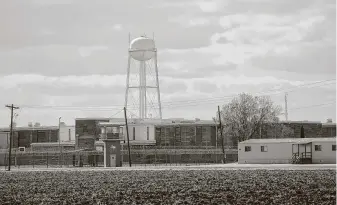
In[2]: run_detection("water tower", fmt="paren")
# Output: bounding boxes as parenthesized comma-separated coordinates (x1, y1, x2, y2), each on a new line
(125, 34, 162, 119)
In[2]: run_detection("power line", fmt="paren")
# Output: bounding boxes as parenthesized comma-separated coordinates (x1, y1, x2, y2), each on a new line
(13, 100, 335, 114)
(159, 80, 336, 107)
(17, 79, 335, 110)
(109, 109, 124, 118)
(288, 101, 336, 112)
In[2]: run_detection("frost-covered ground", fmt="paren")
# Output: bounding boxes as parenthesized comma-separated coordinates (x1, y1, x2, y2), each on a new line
(1, 163, 335, 172)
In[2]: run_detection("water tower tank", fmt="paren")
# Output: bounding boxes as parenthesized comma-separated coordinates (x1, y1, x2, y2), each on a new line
(129, 36, 155, 61)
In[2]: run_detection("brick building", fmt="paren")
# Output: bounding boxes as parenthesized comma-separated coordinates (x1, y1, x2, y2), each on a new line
(154, 121, 218, 147)
(0, 126, 59, 148)
(75, 118, 124, 150)
(224, 120, 336, 147)
(321, 123, 336, 138)
(281, 121, 323, 138)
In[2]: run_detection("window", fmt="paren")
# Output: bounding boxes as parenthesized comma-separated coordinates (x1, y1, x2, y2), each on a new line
(133, 127, 135, 140)
(106, 127, 118, 134)
(261, 146, 268, 152)
(315, 145, 322, 151)
(332, 145, 336, 151)
(146, 127, 150, 140)
(245, 146, 251, 152)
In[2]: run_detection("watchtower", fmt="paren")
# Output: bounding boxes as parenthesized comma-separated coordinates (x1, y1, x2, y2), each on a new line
(99, 122, 125, 167)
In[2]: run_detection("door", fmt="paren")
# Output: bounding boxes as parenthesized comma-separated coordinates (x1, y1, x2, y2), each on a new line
(110, 154, 116, 167)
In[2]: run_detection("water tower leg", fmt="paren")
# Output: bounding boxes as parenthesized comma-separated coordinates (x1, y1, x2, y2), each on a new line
(154, 51, 162, 119)
(124, 55, 131, 113)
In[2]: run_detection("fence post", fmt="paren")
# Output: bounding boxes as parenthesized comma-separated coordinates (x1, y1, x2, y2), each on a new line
(165, 149, 167, 166)
(33, 152, 34, 168)
(47, 152, 49, 168)
(154, 147, 157, 166)
(144, 146, 146, 168)
(4, 153, 7, 171)
(175, 148, 177, 166)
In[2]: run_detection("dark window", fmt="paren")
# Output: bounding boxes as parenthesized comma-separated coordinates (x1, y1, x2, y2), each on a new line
(315, 145, 322, 151)
(261, 146, 268, 152)
(332, 145, 336, 151)
(245, 146, 251, 152)
(133, 127, 135, 140)
(83, 124, 88, 133)
(147, 127, 149, 140)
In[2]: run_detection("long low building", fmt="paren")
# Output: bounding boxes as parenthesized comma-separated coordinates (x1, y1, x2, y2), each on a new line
(238, 137, 336, 164)
(0, 124, 75, 149)
(76, 118, 222, 149)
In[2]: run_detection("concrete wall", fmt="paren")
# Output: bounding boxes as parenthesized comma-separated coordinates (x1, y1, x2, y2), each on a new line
(238, 143, 293, 164)
(59, 125, 75, 142)
(312, 141, 336, 164)
(0, 132, 9, 149)
(123, 124, 155, 141)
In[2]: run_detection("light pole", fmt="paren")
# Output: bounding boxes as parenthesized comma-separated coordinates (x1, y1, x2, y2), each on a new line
(58, 117, 62, 166)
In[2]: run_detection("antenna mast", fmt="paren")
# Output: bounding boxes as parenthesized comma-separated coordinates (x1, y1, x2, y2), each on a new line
(285, 92, 288, 121)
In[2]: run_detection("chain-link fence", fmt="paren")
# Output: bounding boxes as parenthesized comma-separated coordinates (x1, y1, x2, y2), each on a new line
(0, 147, 238, 170)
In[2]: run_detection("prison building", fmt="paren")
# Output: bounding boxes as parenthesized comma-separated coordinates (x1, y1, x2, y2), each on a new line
(238, 138, 336, 164)
(118, 118, 222, 147)
(153, 121, 217, 147)
(0, 126, 59, 148)
(75, 118, 109, 150)
(321, 122, 336, 138)
(224, 121, 336, 147)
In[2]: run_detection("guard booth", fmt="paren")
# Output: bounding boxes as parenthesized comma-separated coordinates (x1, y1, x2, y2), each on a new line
(99, 122, 125, 167)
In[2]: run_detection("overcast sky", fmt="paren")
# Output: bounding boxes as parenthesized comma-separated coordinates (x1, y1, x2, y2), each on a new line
(0, 0, 336, 127)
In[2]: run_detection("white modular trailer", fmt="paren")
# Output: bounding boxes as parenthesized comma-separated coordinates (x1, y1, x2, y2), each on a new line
(238, 137, 336, 164)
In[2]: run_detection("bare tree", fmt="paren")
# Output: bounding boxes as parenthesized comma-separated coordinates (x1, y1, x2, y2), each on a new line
(219, 93, 292, 145)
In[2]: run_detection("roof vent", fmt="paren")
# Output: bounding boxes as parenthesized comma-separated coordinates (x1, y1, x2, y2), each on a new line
(326, 119, 333, 123)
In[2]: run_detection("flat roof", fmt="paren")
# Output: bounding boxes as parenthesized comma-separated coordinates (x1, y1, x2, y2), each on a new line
(31, 142, 75, 146)
(95, 140, 156, 145)
(75, 117, 124, 121)
(240, 137, 336, 144)
(98, 122, 125, 126)
(0, 126, 59, 132)
(322, 123, 336, 127)
(156, 121, 216, 126)
(281, 120, 322, 124)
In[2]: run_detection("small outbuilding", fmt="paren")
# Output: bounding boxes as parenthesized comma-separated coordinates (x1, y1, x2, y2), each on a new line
(238, 137, 336, 164)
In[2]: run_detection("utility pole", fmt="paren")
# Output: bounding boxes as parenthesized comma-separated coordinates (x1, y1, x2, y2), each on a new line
(124, 107, 132, 167)
(217, 106, 225, 163)
(285, 93, 288, 121)
(5, 104, 19, 171)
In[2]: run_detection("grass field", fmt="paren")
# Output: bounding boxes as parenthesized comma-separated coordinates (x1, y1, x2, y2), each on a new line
(0, 169, 335, 204)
